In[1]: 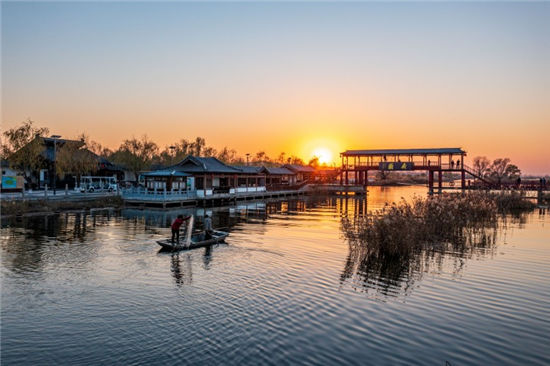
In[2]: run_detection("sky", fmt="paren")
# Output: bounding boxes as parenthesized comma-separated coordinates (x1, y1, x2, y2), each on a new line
(2, 1, 549, 174)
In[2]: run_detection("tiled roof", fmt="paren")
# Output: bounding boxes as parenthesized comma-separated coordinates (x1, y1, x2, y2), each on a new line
(172, 156, 243, 174)
(233, 166, 263, 174)
(282, 164, 315, 173)
(261, 167, 295, 175)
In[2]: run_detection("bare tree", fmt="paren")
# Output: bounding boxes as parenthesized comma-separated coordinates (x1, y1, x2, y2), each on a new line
(217, 147, 238, 163)
(191, 137, 206, 156)
(1, 119, 49, 181)
(110, 136, 158, 178)
(56, 139, 98, 182)
(308, 156, 320, 168)
(488, 158, 521, 184)
(78, 133, 112, 158)
(472, 156, 491, 178)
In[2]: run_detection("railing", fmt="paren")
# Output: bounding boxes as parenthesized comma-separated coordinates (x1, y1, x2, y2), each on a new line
(342, 161, 456, 169)
(1, 185, 120, 201)
(266, 181, 310, 192)
(121, 187, 197, 201)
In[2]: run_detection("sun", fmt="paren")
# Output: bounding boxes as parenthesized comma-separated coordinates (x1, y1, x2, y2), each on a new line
(311, 147, 333, 165)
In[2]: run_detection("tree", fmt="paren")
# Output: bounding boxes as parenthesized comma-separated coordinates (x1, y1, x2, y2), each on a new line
(56, 138, 98, 182)
(287, 155, 304, 165)
(79, 133, 112, 158)
(1, 119, 49, 181)
(191, 137, 206, 156)
(110, 136, 158, 179)
(472, 156, 491, 178)
(277, 152, 286, 164)
(308, 156, 320, 169)
(488, 158, 521, 184)
(217, 147, 238, 164)
(203, 146, 217, 158)
(255, 151, 267, 163)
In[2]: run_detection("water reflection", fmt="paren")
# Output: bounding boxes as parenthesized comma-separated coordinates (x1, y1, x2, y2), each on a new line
(337, 190, 542, 299)
(340, 226, 499, 298)
(2, 189, 549, 366)
(170, 253, 192, 287)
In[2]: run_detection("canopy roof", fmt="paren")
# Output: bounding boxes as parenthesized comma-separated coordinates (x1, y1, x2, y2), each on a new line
(341, 148, 466, 156)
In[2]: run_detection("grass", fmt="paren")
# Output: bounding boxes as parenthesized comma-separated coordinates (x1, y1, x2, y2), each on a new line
(341, 191, 534, 257)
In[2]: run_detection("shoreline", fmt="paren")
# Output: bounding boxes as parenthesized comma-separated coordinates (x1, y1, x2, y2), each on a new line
(1, 196, 124, 219)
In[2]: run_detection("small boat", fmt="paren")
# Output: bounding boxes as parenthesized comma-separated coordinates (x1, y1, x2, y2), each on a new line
(157, 231, 229, 251)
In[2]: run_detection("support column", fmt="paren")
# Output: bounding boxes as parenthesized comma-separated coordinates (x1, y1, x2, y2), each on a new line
(461, 169, 466, 190)
(429, 170, 434, 194)
(438, 170, 443, 193)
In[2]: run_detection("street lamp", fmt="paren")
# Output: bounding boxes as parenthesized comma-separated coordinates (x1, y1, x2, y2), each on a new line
(245, 153, 250, 166)
(51, 135, 61, 195)
(169, 145, 176, 165)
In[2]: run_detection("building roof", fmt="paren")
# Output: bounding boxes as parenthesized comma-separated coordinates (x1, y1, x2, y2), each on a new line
(233, 166, 263, 174)
(141, 170, 190, 177)
(261, 166, 295, 175)
(341, 148, 466, 156)
(282, 164, 315, 173)
(40, 137, 84, 161)
(172, 156, 243, 174)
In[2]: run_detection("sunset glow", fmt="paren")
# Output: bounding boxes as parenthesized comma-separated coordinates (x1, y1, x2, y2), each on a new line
(1, 2, 548, 174)
(311, 147, 333, 165)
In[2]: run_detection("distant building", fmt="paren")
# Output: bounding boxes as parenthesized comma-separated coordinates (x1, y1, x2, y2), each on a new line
(259, 167, 296, 189)
(6, 135, 124, 189)
(281, 164, 315, 183)
(140, 170, 193, 192)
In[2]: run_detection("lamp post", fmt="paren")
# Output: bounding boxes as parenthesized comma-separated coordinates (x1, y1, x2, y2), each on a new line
(245, 153, 250, 166)
(50, 135, 61, 195)
(169, 145, 176, 165)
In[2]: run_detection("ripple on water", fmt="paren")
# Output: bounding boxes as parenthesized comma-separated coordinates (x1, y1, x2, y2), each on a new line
(1, 191, 550, 365)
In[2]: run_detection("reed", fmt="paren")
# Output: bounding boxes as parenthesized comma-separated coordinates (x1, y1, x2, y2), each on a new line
(341, 191, 527, 257)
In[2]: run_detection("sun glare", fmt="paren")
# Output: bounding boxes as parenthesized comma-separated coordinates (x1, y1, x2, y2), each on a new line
(312, 147, 333, 165)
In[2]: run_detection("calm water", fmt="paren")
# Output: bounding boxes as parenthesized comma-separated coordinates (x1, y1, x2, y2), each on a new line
(2, 187, 549, 365)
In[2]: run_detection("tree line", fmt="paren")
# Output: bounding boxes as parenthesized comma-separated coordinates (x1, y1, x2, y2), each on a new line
(472, 156, 521, 184)
(1, 120, 526, 185)
(1, 119, 308, 179)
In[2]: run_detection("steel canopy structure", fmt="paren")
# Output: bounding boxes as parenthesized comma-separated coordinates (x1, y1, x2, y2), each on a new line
(339, 147, 470, 192)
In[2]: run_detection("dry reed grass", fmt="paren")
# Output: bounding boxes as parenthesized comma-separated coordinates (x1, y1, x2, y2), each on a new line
(341, 191, 532, 257)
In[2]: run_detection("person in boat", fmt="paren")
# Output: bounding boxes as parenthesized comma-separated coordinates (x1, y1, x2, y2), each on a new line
(204, 214, 213, 239)
(171, 214, 191, 243)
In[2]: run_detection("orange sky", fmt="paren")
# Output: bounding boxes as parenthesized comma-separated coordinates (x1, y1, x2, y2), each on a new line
(2, 2, 549, 174)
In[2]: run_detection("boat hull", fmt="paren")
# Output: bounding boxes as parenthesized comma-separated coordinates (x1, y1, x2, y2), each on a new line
(157, 231, 229, 251)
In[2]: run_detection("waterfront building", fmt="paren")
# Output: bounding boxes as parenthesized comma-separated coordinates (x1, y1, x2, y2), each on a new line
(281, 164, 315, 183)
(170, 156, 266, 197)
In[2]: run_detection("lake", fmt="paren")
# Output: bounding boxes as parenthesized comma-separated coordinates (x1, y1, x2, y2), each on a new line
(1, 186, 549, 365)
